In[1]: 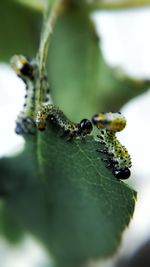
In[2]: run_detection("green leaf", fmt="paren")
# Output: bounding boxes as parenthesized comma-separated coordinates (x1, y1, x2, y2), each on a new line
(1, 126, 136, 267)
(0, 0, 42, 62)
(48, 10, 150, 122)
(0, 203, 24, 243)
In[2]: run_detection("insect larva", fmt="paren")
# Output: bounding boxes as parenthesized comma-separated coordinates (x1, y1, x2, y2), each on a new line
(92, 112, 132, 179)
(11, 55, 37, 134)
(36, 104, 93, 139)
(11, 55, 52, 135)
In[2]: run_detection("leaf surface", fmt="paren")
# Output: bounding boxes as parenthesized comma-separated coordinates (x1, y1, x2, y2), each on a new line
(0, 125, 136, 267)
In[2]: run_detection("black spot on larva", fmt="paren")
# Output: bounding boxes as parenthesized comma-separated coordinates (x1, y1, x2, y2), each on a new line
(21, 62, 33, 78)
(44, 97, 49, 102)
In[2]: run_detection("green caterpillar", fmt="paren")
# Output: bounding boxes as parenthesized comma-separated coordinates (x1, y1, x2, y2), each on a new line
(36, 104, 93, 139)
(92, 112, 132, 180)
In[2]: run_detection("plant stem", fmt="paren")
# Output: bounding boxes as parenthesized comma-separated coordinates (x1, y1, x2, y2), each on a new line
(36, 0, 65, 111)
(83, 0, 150, 10)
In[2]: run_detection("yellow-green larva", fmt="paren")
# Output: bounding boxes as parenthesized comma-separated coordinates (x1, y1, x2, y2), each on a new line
(36, 104, 93, 139)
(92, 112, 132, 180)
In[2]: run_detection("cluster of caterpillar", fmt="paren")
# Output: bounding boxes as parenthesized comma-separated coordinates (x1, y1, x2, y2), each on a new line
(11, 55, 93, 139)
(92, 112, 132, 179)
(11, 55, 131, 179)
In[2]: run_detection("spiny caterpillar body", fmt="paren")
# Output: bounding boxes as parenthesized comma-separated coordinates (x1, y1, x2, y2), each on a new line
(92, 112, 132, 180)
(36, 104, 93, 139)
(11, 55, 51, 134)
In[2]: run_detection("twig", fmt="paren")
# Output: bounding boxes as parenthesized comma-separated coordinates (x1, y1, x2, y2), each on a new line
(85, 0, 150, 10)
(36, 0, 64, 109)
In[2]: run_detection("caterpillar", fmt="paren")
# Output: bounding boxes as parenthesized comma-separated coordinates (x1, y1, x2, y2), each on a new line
(11, 55, 52, 134)
(92, 112, 132, 180)
(36, 104, 93, 139)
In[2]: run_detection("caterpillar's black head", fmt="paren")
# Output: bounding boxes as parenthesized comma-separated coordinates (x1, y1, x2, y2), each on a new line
(78, 119, 93, 136)
(11, 55, 34, 80)
(113, 167, 131, 180)
(20, 60, 34, 78)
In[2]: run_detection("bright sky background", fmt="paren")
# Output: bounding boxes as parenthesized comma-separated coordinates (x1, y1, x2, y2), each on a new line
(1, 7, 150, 267)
